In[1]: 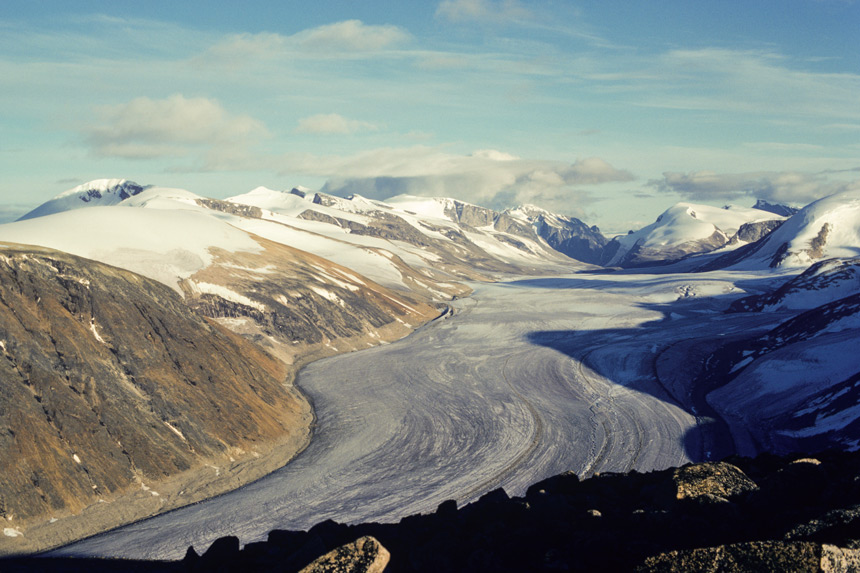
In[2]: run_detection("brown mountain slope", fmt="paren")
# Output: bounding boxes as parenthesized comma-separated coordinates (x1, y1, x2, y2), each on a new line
(0, 244, 310, 551)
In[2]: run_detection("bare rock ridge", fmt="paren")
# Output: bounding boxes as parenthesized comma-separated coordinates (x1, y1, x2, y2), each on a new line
(0, 244, 309, 549)
(8, 451, 860, 572)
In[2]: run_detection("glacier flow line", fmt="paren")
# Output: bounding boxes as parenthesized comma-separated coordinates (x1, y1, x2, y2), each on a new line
(459, 355, 545, 502)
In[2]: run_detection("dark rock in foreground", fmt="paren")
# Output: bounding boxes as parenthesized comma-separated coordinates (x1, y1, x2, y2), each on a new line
(6, 450, 860, 571)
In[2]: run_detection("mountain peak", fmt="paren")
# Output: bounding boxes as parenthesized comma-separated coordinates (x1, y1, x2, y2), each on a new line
(753, 199, 799, 217)
(19, 179, 149, 221)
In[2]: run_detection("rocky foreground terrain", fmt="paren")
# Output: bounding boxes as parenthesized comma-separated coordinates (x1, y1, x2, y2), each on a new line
(4, 450, 860, 572)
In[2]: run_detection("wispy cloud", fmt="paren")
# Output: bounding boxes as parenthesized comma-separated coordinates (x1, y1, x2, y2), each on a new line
(295, 113, 380, 135)
(436, 0, 533, 24)
(83, 94, 267, 160)
(202, 19, 410, 65)
(651, 170, 860, 204)
(291, 19, 410, 51)
(635, 48, 860, 121)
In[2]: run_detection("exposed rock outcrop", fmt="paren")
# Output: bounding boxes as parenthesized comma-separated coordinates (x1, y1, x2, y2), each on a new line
(730, 218, 783, 244)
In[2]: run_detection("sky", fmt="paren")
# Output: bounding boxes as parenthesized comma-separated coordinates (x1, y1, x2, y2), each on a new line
(1, 0, 858, 233)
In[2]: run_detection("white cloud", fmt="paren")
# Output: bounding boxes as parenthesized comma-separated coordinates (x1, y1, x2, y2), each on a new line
(295, 113, 379, 135)
(651, 170, 860, 205)
(84, 94, 267, 160)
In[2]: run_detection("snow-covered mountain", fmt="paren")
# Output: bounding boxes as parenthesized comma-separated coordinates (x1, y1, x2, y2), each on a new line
(505, 204, 607, 264)
(705, 188, 860, 271)
(752, 198, 800, 217)
(0, 185, 444, 366)
(601, 202, 785, 268)
(225, 188, 577, 280)
(17, 179, 149, 221)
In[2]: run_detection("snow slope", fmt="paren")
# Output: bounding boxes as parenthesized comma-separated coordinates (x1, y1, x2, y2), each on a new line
(0, 204, 262, 290)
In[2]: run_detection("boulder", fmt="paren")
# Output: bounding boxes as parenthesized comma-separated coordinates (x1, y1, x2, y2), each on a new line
(298, 536, 390, 573)
(672, 462, 758, 502)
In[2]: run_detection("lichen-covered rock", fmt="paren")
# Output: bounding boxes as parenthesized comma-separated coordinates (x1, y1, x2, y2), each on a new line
(672, 462, 759, 501)
(637, 541, 860, 572)
(298, 536, 390, 573)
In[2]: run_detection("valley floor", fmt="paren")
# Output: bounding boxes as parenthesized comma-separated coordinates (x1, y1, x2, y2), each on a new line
(51, 269, 790, 560)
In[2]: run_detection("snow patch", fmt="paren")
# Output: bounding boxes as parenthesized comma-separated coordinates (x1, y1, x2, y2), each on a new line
(90, 319, 106, 344)
(163, 421, 186, 441)
(191, 282, 267, 312)
(310, 285, 344, 306)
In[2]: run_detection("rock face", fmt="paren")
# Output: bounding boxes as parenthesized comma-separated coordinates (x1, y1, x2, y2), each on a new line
(731, 218, 784, 244)
(0, 245, 307, 534)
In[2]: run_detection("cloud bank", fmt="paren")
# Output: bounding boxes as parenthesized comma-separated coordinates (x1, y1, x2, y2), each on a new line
(282, 147, 635, 216)
(652, 170, 860, 205)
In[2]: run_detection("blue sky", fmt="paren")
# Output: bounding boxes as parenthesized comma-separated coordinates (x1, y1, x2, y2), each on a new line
(1, 0, 858, 232)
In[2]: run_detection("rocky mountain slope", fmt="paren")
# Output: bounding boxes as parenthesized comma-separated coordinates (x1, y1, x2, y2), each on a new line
(0, 244, 310, 551)
(6, 451, 860, 572)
